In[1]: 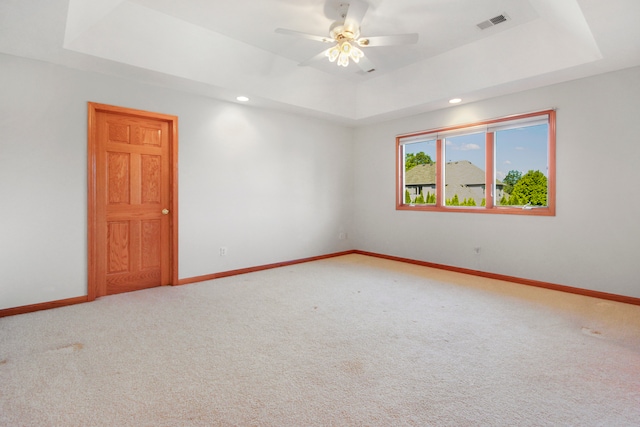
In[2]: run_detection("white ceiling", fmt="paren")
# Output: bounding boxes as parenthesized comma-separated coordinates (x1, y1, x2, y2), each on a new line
(1, 0, 639, 125)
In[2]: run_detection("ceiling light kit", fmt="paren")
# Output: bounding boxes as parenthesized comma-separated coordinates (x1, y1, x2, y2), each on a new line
(325, 25, 365, 68)
(325, 41, 363, 67)
(275, 0, 418, 71)
(236, 96, 250, 102)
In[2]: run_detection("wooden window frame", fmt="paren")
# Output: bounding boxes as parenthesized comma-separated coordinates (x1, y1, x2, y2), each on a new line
(396, 109, 556, 216)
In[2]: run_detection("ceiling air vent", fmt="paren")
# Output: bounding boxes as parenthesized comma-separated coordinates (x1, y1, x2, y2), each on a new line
(477, 13, 509, 30)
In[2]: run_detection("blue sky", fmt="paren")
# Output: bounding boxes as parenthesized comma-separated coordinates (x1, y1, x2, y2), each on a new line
(404, 124, 548, 181)
(494, 124, 548, 180)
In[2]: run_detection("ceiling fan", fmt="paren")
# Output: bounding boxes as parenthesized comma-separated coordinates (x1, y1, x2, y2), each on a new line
(275, 1, 419, 73)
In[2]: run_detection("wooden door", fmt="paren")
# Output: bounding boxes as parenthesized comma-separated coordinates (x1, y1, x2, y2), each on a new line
(88, 103, 178, 299)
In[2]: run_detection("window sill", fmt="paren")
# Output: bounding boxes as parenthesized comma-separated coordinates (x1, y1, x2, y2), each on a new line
(396, 204, 555, 216)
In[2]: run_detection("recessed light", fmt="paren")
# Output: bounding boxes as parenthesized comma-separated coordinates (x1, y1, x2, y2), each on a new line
(449, 98, 462, 104)
(236, 96, 250, 102)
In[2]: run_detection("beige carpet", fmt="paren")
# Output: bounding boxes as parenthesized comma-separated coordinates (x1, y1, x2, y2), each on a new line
(1, 254, 639, 426)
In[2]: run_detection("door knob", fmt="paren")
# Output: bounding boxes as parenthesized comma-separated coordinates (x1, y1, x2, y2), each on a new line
(162, 209, 169, 215)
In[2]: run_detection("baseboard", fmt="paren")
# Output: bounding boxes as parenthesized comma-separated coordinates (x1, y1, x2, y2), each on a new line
(0, 296, 89, 318)
(3, 249, 638, 317)
(354, 250, 640, 306)
(178, 250, 357, 285)
(0, 252, 356, 317)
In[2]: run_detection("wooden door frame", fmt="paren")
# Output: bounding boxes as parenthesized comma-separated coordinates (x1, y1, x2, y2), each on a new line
(87, 102, 178, 301)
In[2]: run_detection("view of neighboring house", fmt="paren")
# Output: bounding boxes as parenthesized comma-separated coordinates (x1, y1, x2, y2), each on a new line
(405, 160, 504, 205)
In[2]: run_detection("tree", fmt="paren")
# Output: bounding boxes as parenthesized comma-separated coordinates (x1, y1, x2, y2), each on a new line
(405, 189, 411, 204)
(511, 170, 547, 206)
(503, 170, 522, 195)
(405, 152, 433, 171)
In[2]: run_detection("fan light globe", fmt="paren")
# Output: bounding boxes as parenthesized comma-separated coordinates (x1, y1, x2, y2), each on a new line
(326, 44, 341, 62)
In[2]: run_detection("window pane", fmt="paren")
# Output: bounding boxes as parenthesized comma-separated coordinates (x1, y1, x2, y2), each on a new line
(403, 139, 436, 205)
(443, 132, 486, 207)
(495, 124, 549, 207)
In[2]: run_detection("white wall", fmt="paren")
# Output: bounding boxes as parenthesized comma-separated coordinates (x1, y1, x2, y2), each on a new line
(2, 53, 638, 310)
(0, 54, 354, 310)
(177, 93, 354, 278)
(352, 66, 640, 298)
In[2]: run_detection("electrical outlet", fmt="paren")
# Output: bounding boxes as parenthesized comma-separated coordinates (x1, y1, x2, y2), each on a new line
(219, 247, 227, 256)
(339, 232, 348, 240)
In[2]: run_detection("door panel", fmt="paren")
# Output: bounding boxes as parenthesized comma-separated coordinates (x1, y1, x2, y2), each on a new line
(107, 153, 130, 204)
(88, 103, 177, 299)
(107, 221, 130, 273)
(141, 220, 161, 269)
(141, 155, 161, 203)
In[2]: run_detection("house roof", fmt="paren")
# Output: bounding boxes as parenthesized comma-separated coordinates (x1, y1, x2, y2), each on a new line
(405, 163, 436, 186)
(406, 161, 499, 186)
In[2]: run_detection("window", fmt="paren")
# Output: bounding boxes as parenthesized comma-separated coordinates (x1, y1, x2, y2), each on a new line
(397, 110, 555, 215)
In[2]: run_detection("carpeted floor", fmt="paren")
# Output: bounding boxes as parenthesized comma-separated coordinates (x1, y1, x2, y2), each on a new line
(1, 254, 639, 426)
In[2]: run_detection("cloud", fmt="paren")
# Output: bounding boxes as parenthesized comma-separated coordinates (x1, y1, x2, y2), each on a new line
(516, 146, 526, 151)
(445, 141, 480, 151)
(504, 160, 512, 164)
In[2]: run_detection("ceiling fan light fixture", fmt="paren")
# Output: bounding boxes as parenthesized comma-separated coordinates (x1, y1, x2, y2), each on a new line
(327, 41, 364, 67)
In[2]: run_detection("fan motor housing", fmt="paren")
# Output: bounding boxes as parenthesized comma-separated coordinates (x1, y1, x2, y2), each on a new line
(329, 22, 360, 42)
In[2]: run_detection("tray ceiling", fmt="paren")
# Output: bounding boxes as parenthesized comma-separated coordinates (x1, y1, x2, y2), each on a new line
(1, 0, 639, 124)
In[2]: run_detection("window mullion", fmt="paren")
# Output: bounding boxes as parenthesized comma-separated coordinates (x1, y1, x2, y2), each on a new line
(485, 132, 495, 208)
(436, 138, 444, 207)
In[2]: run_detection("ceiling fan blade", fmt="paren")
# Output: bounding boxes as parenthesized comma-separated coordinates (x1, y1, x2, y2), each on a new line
(298, 49, 331, 67)
(355, 54, 376, 74)
(358, 33, 419, 47)
(343, 0, 369, 33)
(275, 28, 334, 44)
